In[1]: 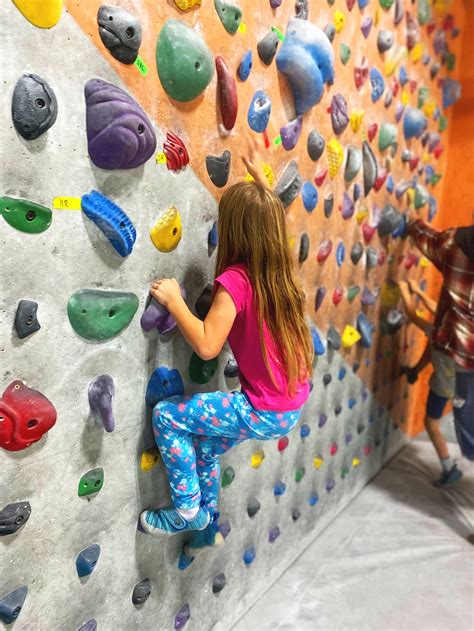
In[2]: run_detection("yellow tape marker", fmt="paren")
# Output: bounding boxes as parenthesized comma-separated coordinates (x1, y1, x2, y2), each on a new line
(52, 196, 82, 210)
(155, 152, 167, 164)
(238, 21, 247, 34)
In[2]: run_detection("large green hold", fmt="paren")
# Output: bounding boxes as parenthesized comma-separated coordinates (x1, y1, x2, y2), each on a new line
(67, 289, 139, 341)
(156, 19, 214, 102)
(414, 184, 429, 210)
(189, 352, 218, 384)
(0, 196, 52, 233)
(78, 468, 104, 497)
(214, 0, 242, 35)
(378, 123, 398, 152)
(379, 0, 394, 8)
(418, 0, 431, 25)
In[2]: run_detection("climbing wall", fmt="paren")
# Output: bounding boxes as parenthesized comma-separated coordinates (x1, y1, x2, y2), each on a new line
(0, 0, 466, 629)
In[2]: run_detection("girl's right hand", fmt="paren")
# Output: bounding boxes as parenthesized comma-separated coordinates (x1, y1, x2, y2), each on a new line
(241, 137, 269, 189)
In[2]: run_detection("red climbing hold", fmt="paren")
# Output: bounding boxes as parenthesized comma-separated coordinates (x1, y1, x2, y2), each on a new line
(433, 145, 444, 159)
(367, 123, 378, 143)
(374, 166, 388, 191)
(409, 80, 417, 93)
(317, 239, 333, 263)
(409, 156, 420, 171)
(362, 223, 376, 243)
(277, 436, 289, 452)
(216, 55, 238, 131)
(404, 252, 418, 269)
(0, 381, 57, 452)
(314, 167, 328, 187)
(163, 132, 189, 171)
(378, 250, 387, 265)
(332, 286, 344, 306)
(354, 58, 369, 90)
(391, 77, 399, 97)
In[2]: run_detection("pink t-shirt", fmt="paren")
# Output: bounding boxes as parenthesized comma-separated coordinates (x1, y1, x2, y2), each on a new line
(215, 264, 310, 412)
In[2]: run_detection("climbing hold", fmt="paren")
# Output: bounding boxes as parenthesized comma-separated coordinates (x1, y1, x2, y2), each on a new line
(350, 242, 363, 265)
(331, 94, 349, 135)
(338, 368, 347, 381)
(342, 325, 361, 348)
(269, 526, 281, 543)
(361, 287, 377, 305)
(214, 0, 242, 34)
(394, 0, 403, 24)
(81, 190, 136, 257)
(140, 446, 160, 471)
(430, 61, 440, 80)
(378, 123, 397, 152)
(317, 239, 332, 263)
(362, 223, 375, 243)
(224, 356, 239, 378)
(156, 19, 214, 102)
(257, 31, 280, 65)
(247, 498, 261, 518)
(362, 141, 377, 196)
(442, 78, 461, 109)
(14, 300, 40, 340)
(377, 30, 394, 53)
(354, 58, 369, 90)
(295, 467, 306, 482)
(311, 327, 325, 355)
(276, 19, 335, 115)
(208, 222, 218, 250)
(13, 0, 62, 27)
(384, 90, 393, 108)
(78, 620, 97, 631)
(221, 466, 235, 488)
(370, 68, 385, 103)
(360, 16, 372, 38)
(383, 309, 405, 333)
(341, 192, 354, 220)
(295, 0, 308, 18)
(150, 206, 182, 253)
(366, 246, 378, 268)
(275, 160, 302, 209)
(97, 5, 142, 64)
(0, 585, 28, 624)
(274, 481, 286, 497)
(327, 139, 344, 178)
(357, 313, 374, 347)
(318, 413, 328, 427)
(323, 373, 332, 387)
(374, 166, 388, 191)
(347, 285, 360, 302)
(67, 289, 138, 341)
(175, 0, 201, 8)
(174, 604, 191, 629)
(350, 110, 364, 133)
(163, 132, 189, 171)
(88, 375, 115, 433)
(76, 544, 101, 577)
(300, 424, 310, 438)
(0, 196, 52, 234)
(340, 43, 351, 65)
(315, 287, 326, 311)
(243, 546, 256, 565)
(278, 436, 289, 452)
(309, 492, 319, 506)
(403, 107, 427, 140)
(281, 117, 303, 151)
(353, 184, 362, 202)
(0, 380, 57, 452)
(206, 151, 231, 188)
(307, 129, 325, 161)
(212, 573, 226, 594)
(313, 454, 324, 469)
(336, 242, 345, 266)
(333, 10, 345, 32)
(247, 90, 271, 133)
(238, 50, 252, 81)
(299, 232, 310, 263)
(344, 146, 362, 182)
(141, 288, 185, 334)
(323, 194, 333, 219)
(367, 123, 378, 143)
(329, 442, 338, 456)
(324, 24, 336, 42)
(189, 353, 218, 384)
(85, 79, 156, 169)
(315, 168, 328, 187)
(216, 56, 238, 131)
(378, 204, 402, 237)
(78, 468, 104, 497)
(0, 502, 31, 536)
(132, 579, 151, 606)
(406, 13, 419, 50)
(195, 284, 213, 320)
(12, 74, 58, 140)
(301, 182, 318, 212)
(327, 326, 341, 350)
(332, 287, 344, 305)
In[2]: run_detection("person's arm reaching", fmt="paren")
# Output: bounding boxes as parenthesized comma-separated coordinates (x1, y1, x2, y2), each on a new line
(406, 212, 445, 270)
(399, 281, 433, 333)
(408, 280, 437, 315)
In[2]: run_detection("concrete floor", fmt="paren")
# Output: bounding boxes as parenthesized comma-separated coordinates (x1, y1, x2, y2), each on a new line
(233, 420, 474, 631)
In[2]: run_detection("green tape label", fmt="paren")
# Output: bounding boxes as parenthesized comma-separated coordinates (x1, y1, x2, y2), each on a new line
(134, 56, 148, 77)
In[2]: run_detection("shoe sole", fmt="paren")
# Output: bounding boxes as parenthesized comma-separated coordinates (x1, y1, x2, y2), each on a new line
(139, 511, 210, 537)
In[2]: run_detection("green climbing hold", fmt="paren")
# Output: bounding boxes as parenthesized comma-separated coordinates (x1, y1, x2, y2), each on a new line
(418, 0, 431, 25)
(78, 468, 104, 497)
(156, 19, 214, 102)
(67, 289, 139, 341)
(414, 184, 429, 209)
(189, 352, 218, 384)
(341, 466, 350, 479)
(340, 43, 351, 66)
(0, 196, 52, 234)
(379, 0, 394, 8)
(347, 286, 361, 302)
(221, 466, 235, 488)
(445, 53, 456, 72)
(295, 467, 305, 483)
(438, 115, 448, 133)
(214, 0, 242, 34)
(378, 123, 398, 152)
(418, 86, 429, 109)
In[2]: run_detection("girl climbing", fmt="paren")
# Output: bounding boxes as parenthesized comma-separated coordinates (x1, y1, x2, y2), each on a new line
(140, 144, 313, 536)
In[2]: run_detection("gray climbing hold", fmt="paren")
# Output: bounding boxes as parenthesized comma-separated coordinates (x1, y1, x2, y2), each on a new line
(132, 578, 151, 605)
(351, 242, 363, 265)
(385, 309, 405, 333)
(206, 150, 231, 188)
(247, 497, 261, 518)
(324, 194, 334, 218)
(307, 129, 325, 161)
(0, 585, 28, 624)
(295, 0, 308, 18)
(212, 573, 227, 594)
(344, 146, 362, 182)
(224, 356, 239, 378)
(97, 5, 142, 64)
(257, 31, 279, 65)
(327, 326, 341, 350)
(275, 160, 302, 209)
(0, 502, 31, 536)
(384, 89, 393, 108)
(377, 30, 394, 53)
(323, 373, 332, 386)
(324, 23, 336, 42)
(366, 246, 378, 268)
(299, 232, 309, 263)
(78, 621, 97, 631)
(14, 300, 40, 339)
(195, 283, 213, 319)
(378, 205, 402, 237)
(362, 140, 377, 196)
(12, 74, 58, 140)
(88, 375, 115, 433)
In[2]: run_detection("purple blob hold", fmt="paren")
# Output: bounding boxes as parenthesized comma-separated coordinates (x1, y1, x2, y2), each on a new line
(361, 287, 377, 305)
(174, 604, 191, 630)
(318, 413, 328, 428)
(218, 518, 231, 539)
(326, 479, 336, 492)
(331, 93, 349, 135)
(269, 526, 281, 542)
(315, 287, 327, 312)
(395, 104, 405, 123)
(88, 375, 115, 432)
(85, 78, 157, 170)
(280, 116, 303, 150)
(78, 621, 97, 631)
(361, 16, 372, 38)
(140, 288, 186, 334)
(270, 0, 282, 6)
(342, 192, 354, 219)
(345, 432, 353, 445)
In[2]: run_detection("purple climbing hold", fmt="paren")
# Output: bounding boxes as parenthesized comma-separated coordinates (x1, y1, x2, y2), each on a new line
(395, 103, 405, 123)
(361, 16, 372, 38)
(174, 604, 191, 630)
(78, 621, 97, 631)
(85, 79, 156, 170)
(270, 0, 282, 6)
(269, 526, 281, 542)
(88, 375, 115, 432)
(342, 192, 354, 220)
(331, 93, 349, 135)
(280, 116, 303, 150)
(141, 289, 185, 335)
(315, 287, 326, 311)
(326, 479, 336, 493)
(361, 287, 377, 305)
(345, 432, 353, 445)
(318, 413, 327, 428)
(353, 183, 362, 201)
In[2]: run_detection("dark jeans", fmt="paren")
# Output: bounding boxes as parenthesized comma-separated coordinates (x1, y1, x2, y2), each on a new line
(453, 369, 474, 461)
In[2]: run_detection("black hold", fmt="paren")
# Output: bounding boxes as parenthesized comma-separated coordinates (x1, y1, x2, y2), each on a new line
(206, 151, 231, 188)
(195, 283, 213, 320)
(335, 404, 342, 415)
(323, 24, 336, 42)
(97, 5, 142, 64)
(327, 326, 341, 350)
(88, 375, 115, 433)
(323, 373, 332, 386)
(362, 140, 377, 197)
(132, 578, 151, 605)
(224, 356, 239, 378)
(324, 193, 334, 218)
(257, 31, 280, 65)
(351, 242, 364, 265)
(212, 573, 227, 594)
(14, 300, 40, 339)
(247, 497, 261, 518)
(0, 585, 28, 624)
(299, 232, 310, 263)
(12, 74, 58, 140)
(275, 160, 302, 209)
(295, 0, 308, 18)
(378, 205, 403, 237)
(292, 508, 301, 521)
(377, 30, 394, 53)
(78, 620, 97, 631)
(307, 129, 325, 161)
(0, 502, 31, 536)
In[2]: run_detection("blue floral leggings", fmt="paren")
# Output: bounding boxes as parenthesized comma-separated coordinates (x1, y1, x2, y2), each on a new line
(152, 390, 301, 516)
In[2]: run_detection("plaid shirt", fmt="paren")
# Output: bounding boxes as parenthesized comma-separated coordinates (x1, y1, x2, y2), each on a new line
(408, 220, 474, 370)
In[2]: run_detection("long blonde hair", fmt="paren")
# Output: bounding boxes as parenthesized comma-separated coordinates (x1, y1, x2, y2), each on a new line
(216, 181, 313, 393)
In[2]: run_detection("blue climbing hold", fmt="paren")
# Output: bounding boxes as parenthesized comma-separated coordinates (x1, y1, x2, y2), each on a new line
(311, 327, 325, 355)
(0, 586, 28, 624)
(309, 492, 319, 506)
(370, 68, 385, 103)
(348, 398, 357, 409)
(274, 481, 286, 496)
(81, 190, 136, 257)
(178, 551, 194, 571)
(403, 107, 427, 140)
(302, 181, 318, 212)
(386, 174, 394, 194)
(276, 18, 335, 116)
(425, 165, 434, 184)
(336, 242, 345, 267)
(238, 49, 253, 81)
(243, 546, 256, 565)
(76, 544, 101, 578)
(358, 0, 369, 8)
(247, 90, 271, 133)
(208, 221, 218, 248)
(146, 367, 184, 407)
(338, 367, 347, 380)
(356, 313, 374, 348)
(399, 65, 408, 86)
(300, 424, 310, 438)
(428, 196, 438, 222)
(442, 78, 461, 109)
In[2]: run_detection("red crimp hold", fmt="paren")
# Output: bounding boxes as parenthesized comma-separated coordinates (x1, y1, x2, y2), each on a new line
(163, 131, 189, 172)
(374, 166, 388, 191)
(317, 239, 333, 263)
(216, 55, 238, 131)
(391, 77, 399, 97)
(314, 167, 328, 187)
(409, 80, 417, 93)
(354, 58, 369, 90)
(277, 436, 289, 452)
(409, 156, 420, 171)
(262, 130, 270, 149)
(367, 123, 378, 143)
(0, 381, 57, 452)
(362, 223, 376, 243)
(404, 252, 419, 269)
(332, 286, 344, 305)
(433, 145, 444, 159)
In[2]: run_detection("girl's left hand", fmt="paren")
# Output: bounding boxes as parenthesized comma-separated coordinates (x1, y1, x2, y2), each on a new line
(150, 278, 182, 309)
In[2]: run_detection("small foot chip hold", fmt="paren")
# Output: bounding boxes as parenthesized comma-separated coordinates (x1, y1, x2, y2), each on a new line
(269, 525, 281, 542)
(243, 546, 256, 565)
(78, 620, 97, 631)
(76, 544, 101, 578)
(189, 353, 218, 384)
(275, 160, 302, 209)
(174, 603, 191, 629)
(12, 74, 58, 140)
(0, 585, 28, 624)
(212, 573, 226, 594)
(214, 0, 242, 34)
(251, 448, 265, 468)
(257, 31, 280, 65)
(146, 367, 184, 407)
(89, 375, 115, 433)
(14, 300, 40, 339)
(97, 5, 142, 64)
(132, 578, 151, 605)
(274, 481, 286, 497)
(298, 232, 310, 263)
(0, 196, 52, 234)
(78, 468, 104, 497)
(81, 190, 136, 257)
(0, 502, 31, 536)
(206, 150, 231, 188)
(247, 497, 261, 518)
(216, 56, 238, 131)
(163, 132, 189, 171)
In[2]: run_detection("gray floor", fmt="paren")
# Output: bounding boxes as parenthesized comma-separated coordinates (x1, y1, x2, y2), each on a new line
(233, 423, 474, 631)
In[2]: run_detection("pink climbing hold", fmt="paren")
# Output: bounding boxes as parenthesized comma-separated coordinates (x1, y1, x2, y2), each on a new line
(277, 436, 289, 452)
(329, 442, 338, 456)
(374, 166, 388, 191)
(362, 223, 376, 243)
(409, 156, 420, 171)
(341, 192, 354, 219)
(317, 239, 333, 263)
(354, 58, 369, 90)
(314, 168, 328, 187)
(215, 55, 238, 131)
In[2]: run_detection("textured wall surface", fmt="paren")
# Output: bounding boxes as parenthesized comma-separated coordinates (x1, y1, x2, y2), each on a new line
(0, 0, 465, 629)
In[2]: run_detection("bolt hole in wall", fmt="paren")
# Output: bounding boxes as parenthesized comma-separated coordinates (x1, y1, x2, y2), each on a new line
(0, 0, 468, 629)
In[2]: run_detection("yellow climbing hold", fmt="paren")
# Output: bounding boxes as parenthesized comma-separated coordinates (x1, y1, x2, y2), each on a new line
(327, 139, 344, 178)
(374, 7, 381, 26)
(334, 10, 345, 32)
(342, 325, 361, 348)
(415, 308, 427, 319)
(423, 99, 436, 118)
(313, 455, 324, 469)
(410, 43, 424, 63)
(245, 163, 275, 187)
(251, 449, 265, 468)
(288, 235, 296, 249)
(401, 90, 410, 106)
(13, 0, 63, 28)
(422, 151, 431, 164)
(150, 206, 182, 253)
(350, 110, 365, 133)
(406, 188, 415, 204)
(352, 457, 361, 467)
(174, 0, 201, 9)
(356, 208, 369, 224)
(140, 447, 160, 471)
(420, 256, 430, 268)
(381, 283, 400, 308)
(384, 46, 407, 76)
